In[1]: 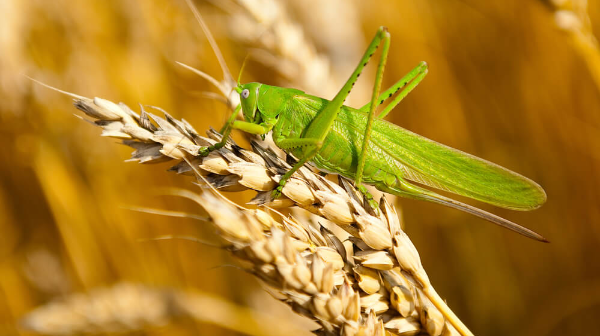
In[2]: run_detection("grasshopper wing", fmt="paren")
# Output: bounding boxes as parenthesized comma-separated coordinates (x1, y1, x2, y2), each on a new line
(370, 119, 547, 210)
(292, 94, 546, 210)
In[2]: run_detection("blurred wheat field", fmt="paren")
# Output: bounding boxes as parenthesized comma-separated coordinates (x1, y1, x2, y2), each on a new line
(1, 0, 599, 335)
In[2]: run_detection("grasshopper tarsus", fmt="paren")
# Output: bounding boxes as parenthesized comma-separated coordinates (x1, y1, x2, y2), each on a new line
(271, 185, 284, 200)
(357, 184, 380, 213)
(198, 147, 211, 157)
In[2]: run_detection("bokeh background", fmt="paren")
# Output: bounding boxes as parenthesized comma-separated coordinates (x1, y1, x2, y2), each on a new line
(1, 0, 599, 335)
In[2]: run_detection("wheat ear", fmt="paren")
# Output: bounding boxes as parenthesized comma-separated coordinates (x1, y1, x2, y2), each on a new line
(28, 78, 473, 336)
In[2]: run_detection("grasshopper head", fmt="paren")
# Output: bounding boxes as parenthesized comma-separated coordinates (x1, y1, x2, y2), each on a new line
(236, 83, 262, 123)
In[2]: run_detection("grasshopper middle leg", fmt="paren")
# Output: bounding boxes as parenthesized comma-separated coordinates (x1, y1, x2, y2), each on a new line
(272, 27, 391, 200)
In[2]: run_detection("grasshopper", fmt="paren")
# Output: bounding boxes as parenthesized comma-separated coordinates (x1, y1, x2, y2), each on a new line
(190, 10, 547, 242)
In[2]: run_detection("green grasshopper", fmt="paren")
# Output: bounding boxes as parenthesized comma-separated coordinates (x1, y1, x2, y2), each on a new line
(193, 20, 547, 241)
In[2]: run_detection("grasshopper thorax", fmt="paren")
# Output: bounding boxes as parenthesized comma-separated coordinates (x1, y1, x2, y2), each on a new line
(237, 83, 302, 129)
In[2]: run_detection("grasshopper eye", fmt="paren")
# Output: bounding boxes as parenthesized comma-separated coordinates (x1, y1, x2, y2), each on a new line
(241, 89, 250, 99)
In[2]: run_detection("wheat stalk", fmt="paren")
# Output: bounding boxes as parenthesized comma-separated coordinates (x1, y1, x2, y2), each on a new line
(29, 78, 472, 336)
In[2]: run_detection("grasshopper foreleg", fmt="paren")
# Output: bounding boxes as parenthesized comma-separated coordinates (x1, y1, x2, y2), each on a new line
(198, 105, 273, 156)
(198, 105, 240, 156)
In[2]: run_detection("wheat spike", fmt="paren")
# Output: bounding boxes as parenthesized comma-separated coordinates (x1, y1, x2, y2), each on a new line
(220, 0, 367, 104)
(21, 283, 176, 335)
(26, 81, 473, 336)
(20, 282, 312, 336)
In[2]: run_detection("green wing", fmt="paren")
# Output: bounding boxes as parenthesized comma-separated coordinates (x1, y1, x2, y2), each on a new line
(367, 112, 546, 210)
(295, 95, 546, 211)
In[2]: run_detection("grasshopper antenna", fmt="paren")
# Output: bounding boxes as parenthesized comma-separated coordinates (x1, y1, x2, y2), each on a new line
(184, 0, 234, 84)
(237, 54, 251, 86)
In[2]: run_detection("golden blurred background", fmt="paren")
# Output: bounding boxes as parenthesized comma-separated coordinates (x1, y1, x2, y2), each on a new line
(1, 0, 599, 335)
